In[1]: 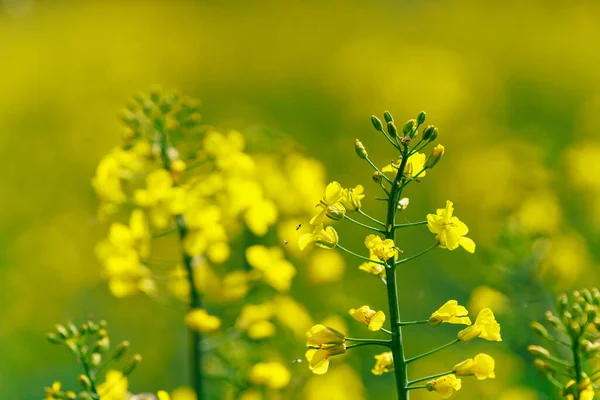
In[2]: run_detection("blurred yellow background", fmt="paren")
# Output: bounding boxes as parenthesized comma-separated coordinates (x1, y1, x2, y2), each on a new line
(2, 1, 600, 399)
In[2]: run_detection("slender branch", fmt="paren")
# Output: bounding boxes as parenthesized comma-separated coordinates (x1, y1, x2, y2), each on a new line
(346, 337, 392, 346)
(394, 221, 427, 229)
(407, 371, 454, 386)
(400, 167, 428, 188)
(365, 157, 393, 184)
(408, 140, 430, 157)
(76, 346, 100, 399)
(379, 181, 391, 197)
(395, 243, 438, 266)
(344, 214, 385, 233)
(405, 339, 460, 364)
(406, 386, 426, 391)
(381, 328, 392, 335)
(346, 341, 391, 350)
(380, 275, 387, 285)
(398, 320, 429, 326)
(358, 209, 386, 227)
(337, 244, 386, 265)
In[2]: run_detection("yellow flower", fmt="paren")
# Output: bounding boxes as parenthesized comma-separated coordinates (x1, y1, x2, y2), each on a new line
(468, 286, 509, 315)
(134, 169, 180, 229)
(341, 185, 365, 211)
(248, 362, 291, 389)
(364, 234, 397, 261)
(274, 295, 314, 338)
(359, 250, 386, 276)
(426, 374, 462, 399)
(349, 306, 386, 331)
(298, 224, 339, 250)
(305, 325, 346, 374)
(565, 379, 594, 400)
(306, 324, 345, 347)
(429, 300, 472, 326)
(371, 352, 394, 375)
(305, 346, 346, 375)
(458, 308, 502, 343)
(310, 181, 347, 225)
(427, 200, 475, 253)
(244, 198, 278, 236)
(245, 245, 296, 292)
(382, 153, 427, 178)
(425, 144, 445, 168)
(157, 391, 171, 400)
(235, 303, 276, 339)
(219, 270, 250, 301)
(454, 353, 496, 380)
(44, 381, 63, 400)
(98, 370, 128, 400)
(184, 309, 221, 333)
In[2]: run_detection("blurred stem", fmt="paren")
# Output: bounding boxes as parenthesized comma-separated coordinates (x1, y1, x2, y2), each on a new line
(159, 133, 205, 400)
(385, 143, 410, 400)
(398, 320, 429, 326)
(395, 243, 438, 266)
(344, 214, 384, 233)
(572, 329, 584, 399)
(76, 345, 100, 399)
(405, 339, 460, 364)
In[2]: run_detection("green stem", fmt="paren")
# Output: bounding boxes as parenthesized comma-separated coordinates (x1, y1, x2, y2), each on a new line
(365, 157, 393, 184)
(405, 339, 460, 364)
(385, 143, 411, 400)
(337, 244, 385, 265)
(394, 221, 427, 229)
(77, 346, 100, 399)
(406, 386, 426, 391)
(345, 338, 392, 349)
(381, 328, 392, 335)
(395, 243, 438, 266)
(159, 133, 205, 400)
(358, 209, 386, 227)
(408, 371, 454, 386)
(398, 320, 429, 326)
(344, 214, 384, 233)
(572, 332, 584, 391)
(400, 167, 428, 188)
(408, 140, 430, 156)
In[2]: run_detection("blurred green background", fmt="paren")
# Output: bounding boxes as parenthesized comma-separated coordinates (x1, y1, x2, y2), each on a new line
(2, 0, 600, 399)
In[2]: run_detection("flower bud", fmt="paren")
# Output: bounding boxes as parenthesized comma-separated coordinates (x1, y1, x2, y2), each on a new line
(569, 321, 581, 336)
(387, 122, 398, 139)
(417, 111, 426, 125)
(582, 288, 593, 304)
(527, 345, 550, 358)
(65, 391, 77, 400)
(372, 171, 382, 183)
(371, 116, 384, 132)
(94, 337, 110, 353)
(78, 375, 92, 391)
(78, 393, 93, 400)
(556, 293, 568, 315)
(67, 323, 79, 337)
(124, 354, 143, 375)
(545, 311, 563, 329)
(402, 119, 417, 135)
(397, 197, 409, 211)
(530, 322, 549, 338)
(46, 333, 64, 344)
(87, 321, 99, 333)
(592, 288, 600, 305)
(114, 341, 130, 361)
(355, 139, 368, 159)
(90, 353, 102, 368)
(533, 359, 554, 374)
(383, 111, 394, 123)
(422, 125, 438, 141)
(425, 144, 445, 169)
(55, 324, 69, 339)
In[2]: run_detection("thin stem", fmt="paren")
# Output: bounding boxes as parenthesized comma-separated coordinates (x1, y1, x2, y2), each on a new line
(408, 140, 430, 157)
(378, 129, 402, 151)
(365, 157, 393, 184)
(346, 337, 392, 346)
(406, 386, 426, 391)
(400, 168, 428, 188)
(398, 320, 429, 326)
(395, 243, 438, 266)
(358, 209, 386, 227)
(381, 328, 392, 335)
(408, 371, 454, 386)
(379, 275, 387, 285)
(344, 214, 385, 233)
(346, 341, 391, 350)
(405, 339, 460, 364)
(394, 221, 427, 229)
(546, 353, 574, 368)
(572, 333, 584, 386)
(77, 346, 100, 399)
(379, 181, 391, 197)
(337, 244, 386, 265)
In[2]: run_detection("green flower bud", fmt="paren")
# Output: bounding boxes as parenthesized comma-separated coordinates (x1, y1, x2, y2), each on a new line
(582, 288, 593, 304)
(545, 311, 563, 329)
(371, 116, 383, 132)
(592, 288, 600, 305)
(422, 125, 437, 141)
(87, 321, 99, 333)
(387, 122, 398, 138)
(94, 337, 110, 353)
(65, 391, 77, 400)
(556, 293, 568, 316)
(383, 111, 394, 123)
(78, 392, 93, 400)
(417, 111, 426, 125)
(533, 358, 554, 375)
(527, 345, 550, 358)
(530, 322, 549, 338)
(124, 354, 143, 375)
(425, 144, 445, 169)
(355, 139, 368, 159)
(55, 324, 69, 339)
(372, 171, 382, 183)
(47, 333, 64, 344)
(90, 353, 102, 368)
(402, 119, 417, 135)
(78, 375, 92, 391)
(67, 323, 79, 337)
(114, 341, 130, 361)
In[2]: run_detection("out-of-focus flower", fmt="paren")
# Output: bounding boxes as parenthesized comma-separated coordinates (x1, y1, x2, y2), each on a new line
(540, 233, 589, 290)
(184, 309, 221, 333)
(248, 362, 291, 389)
(302, 364, 365, 400)
(429, 300, 472, 326)
(427, 200, 475, 253)
(565, 379, 594, 400)
(98, 370, 129, 400)
(371, 351, 394, 375)
(245, 245, 296, 292)
(426, 374, 461, 399)
(348, 306, 385, 331)
(458, 308, 501, 343)
(453, 353, 496, 379)
(307, 250, 345, 284)
(299, 224, 339, 250)
(274, 295, 314, 337)
(235, 303, 276, 340)
(364, 234, 397, 261)
(468, 286, 509, 315)
(514, 191, 562, 235)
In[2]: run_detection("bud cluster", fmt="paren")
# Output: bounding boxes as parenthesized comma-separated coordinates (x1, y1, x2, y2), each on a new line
(529, 288, 600, 398)
(44, 320, 141, 399)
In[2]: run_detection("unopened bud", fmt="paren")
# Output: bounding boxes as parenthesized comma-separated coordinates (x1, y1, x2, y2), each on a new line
(533, 358, 554, 374)
(98, 329, 108, 338)
(383, 111, 393, 123)
(425, 144, 445, 169)
(530, 322, 549, 338)
(422, 125, 438, 142)
(90, 353, 102, 368)
(417, 111, 426, 125)
(528, 345, 550, 358)
(354, 139, 368, 159)
(402, 119, 417, 135)
(99, 320, 108, 329)
(47, 333, 64, 344)
(124, 354, 143, 375)
(592, 288, 600, 305)
(94, 337, 110, 353)
(55, 324, 69, 339)
(545, 311, 563, 329)
(78, 375, 92, 391)
(65, 391, 77, 400)
(397, 197, 409, 211)
(87, 321, 99, 333)
(114, 341, 130, 361)
(170, 159, 186, 182)
(582, 288, 593, 304)
(78, 393, 93, 400)
(569, 321, 581, 335)
(372, 171, 382, 183)
(556, 293, 568, 315)
(371, 116, 383, 132)
(67, 323, 79, 337)
(387, 122, 398, 138)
